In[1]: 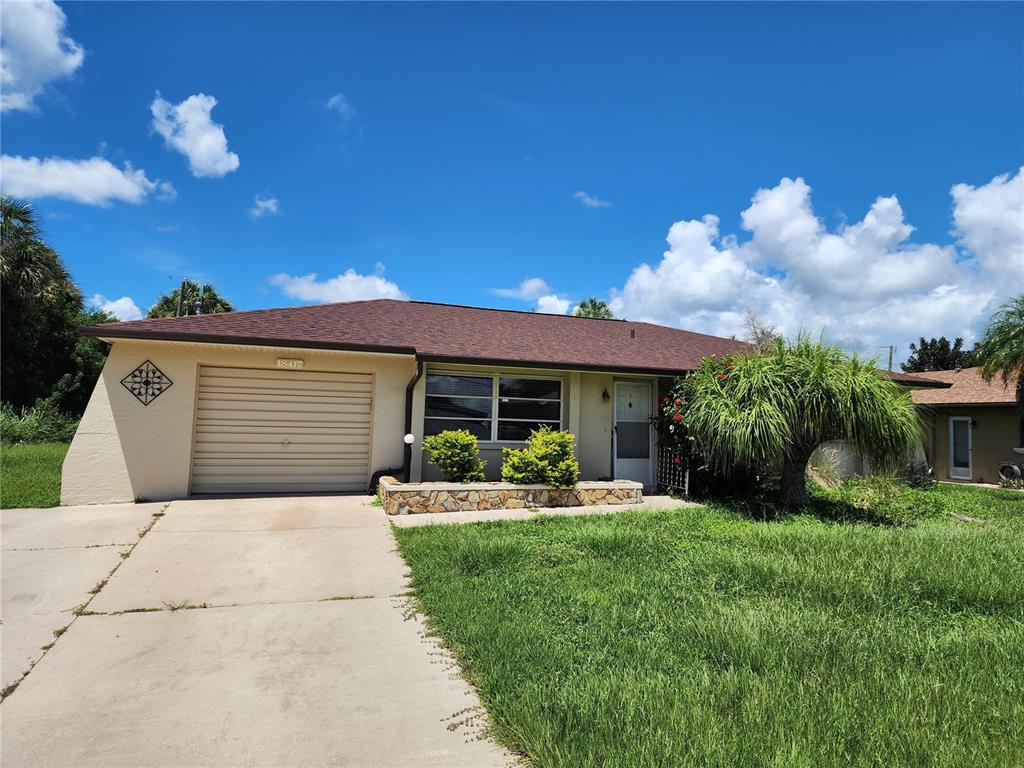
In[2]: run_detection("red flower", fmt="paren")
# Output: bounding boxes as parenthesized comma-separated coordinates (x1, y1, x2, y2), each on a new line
(673, 456, 682, 465)
(673, 412, 683, 423)
(717, 373, 727, 380)
(674, 398, 682, 407)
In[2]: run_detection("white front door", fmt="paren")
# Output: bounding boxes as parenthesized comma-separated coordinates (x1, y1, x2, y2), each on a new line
(613, 381, 652, 485)
(949, 417, 972, 480)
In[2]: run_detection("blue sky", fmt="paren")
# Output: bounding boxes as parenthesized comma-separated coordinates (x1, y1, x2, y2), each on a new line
(2, 1, 1022, 361)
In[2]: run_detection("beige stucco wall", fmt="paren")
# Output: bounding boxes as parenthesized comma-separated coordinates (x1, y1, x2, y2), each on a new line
(62, 340, 416, 504)
(414, 365, 651, 483)
(577, 372, 614, 480)
(921, 406, 1018, 484)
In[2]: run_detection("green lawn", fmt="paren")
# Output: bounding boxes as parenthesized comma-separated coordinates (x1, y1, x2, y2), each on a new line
(394, 482, 1024, 768)
(1, 442, 68, 509)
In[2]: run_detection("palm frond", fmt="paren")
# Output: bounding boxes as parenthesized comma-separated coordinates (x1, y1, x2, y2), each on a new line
(975, 295, 1024, 389)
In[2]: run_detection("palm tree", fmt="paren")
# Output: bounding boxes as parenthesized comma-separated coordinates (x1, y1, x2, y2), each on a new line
(0, 196, 81, 307)
(573, 297, 613, 319)
(974, 294, 1024, 446)
(147, 279, 235, 318)
(678, 337, 920, 506)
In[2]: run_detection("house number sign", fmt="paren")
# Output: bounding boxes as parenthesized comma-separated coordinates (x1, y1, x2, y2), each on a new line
(276, 358, 305, 369)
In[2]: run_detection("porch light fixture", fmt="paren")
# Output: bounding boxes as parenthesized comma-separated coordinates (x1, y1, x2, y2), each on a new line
(403, 433, 416, 445)
(601, 388, 610, 403)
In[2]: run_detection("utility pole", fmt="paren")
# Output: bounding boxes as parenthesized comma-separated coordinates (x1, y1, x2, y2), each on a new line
(883, 345, 894, 371)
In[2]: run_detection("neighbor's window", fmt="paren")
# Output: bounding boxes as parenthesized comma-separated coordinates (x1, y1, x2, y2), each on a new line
(424, 372, 562, 442)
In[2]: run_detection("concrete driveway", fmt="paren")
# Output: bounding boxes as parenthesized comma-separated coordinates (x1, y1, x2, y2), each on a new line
(1, 496, 510, 768)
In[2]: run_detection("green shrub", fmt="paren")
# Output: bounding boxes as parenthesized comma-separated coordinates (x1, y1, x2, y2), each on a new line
(903, 461, 935, 489)
(501, 426, 580, 488)
(1001, 476, 1024, 491)
(422, 429, 486, 482)
(500, 448, 547, 484)
(0, 403, 79, 445)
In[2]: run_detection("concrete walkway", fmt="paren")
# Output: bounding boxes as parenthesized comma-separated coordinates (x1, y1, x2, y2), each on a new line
(1, 497, 511, 768)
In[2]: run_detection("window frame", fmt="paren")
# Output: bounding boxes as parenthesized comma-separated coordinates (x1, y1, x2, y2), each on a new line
(424, 369, 565, 444)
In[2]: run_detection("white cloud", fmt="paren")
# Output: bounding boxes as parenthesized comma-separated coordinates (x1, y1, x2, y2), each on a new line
(326, 93, 355, 121)
(0, 0, 84, 112)
(0, 154, 174, 206)
(268, 265, 407, 303)
(951, 166, 1024, 283)
(575, 191, 612, 209)
(611, 168, 1022, 361)
(88, 294, 142, 321)
(536, 295, 572, 315)
(155, 181, 177, 202)
(150, 92, 239, 178)
(494, 277, 552, 300)
(495, 277, 573, 314)
(249, 195, 280, 219)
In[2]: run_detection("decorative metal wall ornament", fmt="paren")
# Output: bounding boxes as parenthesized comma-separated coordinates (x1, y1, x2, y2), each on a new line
(121, 360, 173, 406)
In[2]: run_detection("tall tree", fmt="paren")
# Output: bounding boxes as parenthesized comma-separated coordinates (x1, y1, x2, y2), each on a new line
(147, 279, 235, 318)
(742, 309, 782, 352)
(901, 336, 976, 373)
(1, 196, 81, 306)
(974, 294, 1024, 446)
(1, 197, 111, 413)
(674, 337, 920, 506)
(572, 298, 613, 319)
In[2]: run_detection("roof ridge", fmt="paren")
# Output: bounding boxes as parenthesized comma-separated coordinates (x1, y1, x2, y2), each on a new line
(96, 297, 400, 328)
(407, 299, 629, 322)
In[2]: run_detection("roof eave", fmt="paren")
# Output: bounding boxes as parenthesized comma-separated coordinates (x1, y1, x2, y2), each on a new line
(79, 326, 417, 357)
(893, 378, 952, 389)
(416, 353, 690, 377)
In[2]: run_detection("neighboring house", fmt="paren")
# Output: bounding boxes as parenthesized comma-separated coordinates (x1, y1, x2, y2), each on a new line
(905, 367, 1021, 484)
(63, 300, 749, 504)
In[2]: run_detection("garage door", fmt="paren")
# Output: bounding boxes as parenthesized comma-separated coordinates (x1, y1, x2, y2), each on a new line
(190, 366, 373, 494)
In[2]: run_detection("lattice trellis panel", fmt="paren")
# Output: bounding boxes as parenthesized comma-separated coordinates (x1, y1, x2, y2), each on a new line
(656, 446, 689, 494)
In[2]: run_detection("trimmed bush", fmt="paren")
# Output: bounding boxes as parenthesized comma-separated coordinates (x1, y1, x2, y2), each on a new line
(0, 403, 79, 445)
(422, 429, 486, 482)
(501, 426, 580, 488)
(500, 448, 547, 484)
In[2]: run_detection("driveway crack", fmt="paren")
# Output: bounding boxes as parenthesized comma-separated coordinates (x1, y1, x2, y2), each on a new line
(3, 543, 126, 552)
(0, 504, 170, 703)
(80, 593, 409, 616)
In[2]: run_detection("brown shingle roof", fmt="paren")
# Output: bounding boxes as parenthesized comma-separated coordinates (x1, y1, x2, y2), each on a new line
(905, 367, 1017, 406)
(81, 299, 751, 374)
(886, 370, 950, 388)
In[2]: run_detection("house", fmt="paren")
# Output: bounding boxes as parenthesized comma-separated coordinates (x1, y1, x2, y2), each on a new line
(62, 299, 749, 504)
(904, 367, 1021, 484)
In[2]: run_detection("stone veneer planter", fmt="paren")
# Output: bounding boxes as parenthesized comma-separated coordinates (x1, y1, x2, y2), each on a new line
(377, 476, 643, 515)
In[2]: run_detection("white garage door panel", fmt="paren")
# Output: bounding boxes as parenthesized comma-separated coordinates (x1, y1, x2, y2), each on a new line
(190, 366, 373, 494)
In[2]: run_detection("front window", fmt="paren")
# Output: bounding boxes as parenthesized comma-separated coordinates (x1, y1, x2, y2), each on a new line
(424, 374, 492, 440)
(424, 372, 562, 442)
(497, 377, 561, 440)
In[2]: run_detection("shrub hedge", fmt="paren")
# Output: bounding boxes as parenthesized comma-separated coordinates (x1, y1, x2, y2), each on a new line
(501, 427, 580, 487)
(422, 429, 487, 482)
